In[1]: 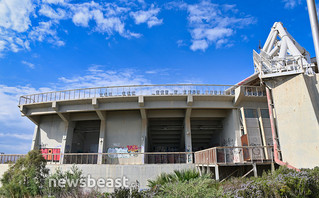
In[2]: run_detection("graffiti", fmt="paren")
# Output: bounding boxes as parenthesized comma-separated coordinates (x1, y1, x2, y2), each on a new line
(40, 148, 60, 162)
(221, 138, 235, 163)
(222, 138, 234, 147)
(39, 143, 48, 148)
(107, 148, 129, 158)
(127, 145, 138, 153)
(107, 145, 141, 158)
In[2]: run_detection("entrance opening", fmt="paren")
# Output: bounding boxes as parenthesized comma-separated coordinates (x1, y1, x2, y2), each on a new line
(191, 118, 223, 151)
(147, 118, 185, 163)
(71, 120, 101, 153)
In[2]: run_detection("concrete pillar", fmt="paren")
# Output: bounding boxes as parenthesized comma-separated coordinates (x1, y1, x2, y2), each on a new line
(240, 107, 248, 135)
(141, 118, 148, 164)
(60, 121, 74, 164)
(257, 108, 269, 159)
(206, 166, 211, 174)
(185, 108, 193, 163)
(215, 165, 220, 181)
(31, 125, 40, 150)
(252, 163, 258, 177)
(140, 109, 148, 164)
(97, 120, 106, 164)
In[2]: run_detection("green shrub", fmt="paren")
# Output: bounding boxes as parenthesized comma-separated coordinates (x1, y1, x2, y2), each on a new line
(155, 177, 225, 198)
(110, 181, 151, 198)
(223, 166, 319, 198)
(44, 165, 84, 197)
(0, 150, 49, 197)
(147, 169, 207, 190)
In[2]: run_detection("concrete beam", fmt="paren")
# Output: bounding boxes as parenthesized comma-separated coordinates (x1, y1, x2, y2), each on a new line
(140, 109, 147, 120)
(92, 98, 107, 121)
(187, 95, 193, 106)
(27, 115, 41, 125)
(234, 86, 245, 106)
(96, 110, 106, 121)
(52, 101, 69, 123)
(138, 96, 144, 107)
(19, 105, 27, 115)
(92, 97, 99, 108)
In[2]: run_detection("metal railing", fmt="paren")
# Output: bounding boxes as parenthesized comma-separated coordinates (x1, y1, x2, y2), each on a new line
(243, 86, 266, 97)
(0, 152, 192, 165)
(19, 84, 236, 105)
(254, 50, 315, 77)
(194, 146, 273, 166)
(0, 154, 25, 164)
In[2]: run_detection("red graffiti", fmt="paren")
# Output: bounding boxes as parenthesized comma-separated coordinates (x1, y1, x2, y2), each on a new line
(40, 148, 60, 162)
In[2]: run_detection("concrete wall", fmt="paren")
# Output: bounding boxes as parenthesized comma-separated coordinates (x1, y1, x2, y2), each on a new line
(0, 164, 195, 192)
(105, 110, 142, 164)
(38, 115, 65, 149)
(267, 74, 319, 168)
(221, 109, 240, 147)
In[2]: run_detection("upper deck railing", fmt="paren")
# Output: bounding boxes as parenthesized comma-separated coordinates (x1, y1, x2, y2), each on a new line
(19, 84, 238, 105)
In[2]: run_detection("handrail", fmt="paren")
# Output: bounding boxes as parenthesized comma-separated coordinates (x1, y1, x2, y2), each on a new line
(194, 145, 274, 165)
(19, 84, 239, 105)
(0, 152, 194, 165)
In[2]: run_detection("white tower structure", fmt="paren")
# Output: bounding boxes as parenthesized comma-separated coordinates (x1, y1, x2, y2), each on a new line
(253, 22, 316, 78)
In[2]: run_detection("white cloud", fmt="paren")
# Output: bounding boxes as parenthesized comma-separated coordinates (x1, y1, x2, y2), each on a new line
(72, 6, 91, 27)
(0, 1, 159, 55)
(179, 0, 256, 51)
(176, 39, 187, 47)
(42, 0, 67, 5)
(39, 4, 67, 20)
(190, 39, 208, 51)
(282, 0, 302, 9)
(21, 60, 35, 69)
(0, 0, 34, 32)
(130, 4, 163, 28)
(58, 65, 150, 89)
(29, 21, 65, 46)
(0, 133, 33, 140)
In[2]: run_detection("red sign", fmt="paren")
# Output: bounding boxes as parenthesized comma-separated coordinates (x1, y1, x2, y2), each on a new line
(40, 148, 60, 162)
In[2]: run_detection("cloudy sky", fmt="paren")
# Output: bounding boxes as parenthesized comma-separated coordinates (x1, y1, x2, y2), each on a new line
(0, 0, 316, 153)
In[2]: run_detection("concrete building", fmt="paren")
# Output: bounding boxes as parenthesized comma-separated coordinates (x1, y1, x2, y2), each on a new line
(1, 22, 319, 192)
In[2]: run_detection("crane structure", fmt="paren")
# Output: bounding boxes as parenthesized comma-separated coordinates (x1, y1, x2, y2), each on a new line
(253, 22, 316, 79)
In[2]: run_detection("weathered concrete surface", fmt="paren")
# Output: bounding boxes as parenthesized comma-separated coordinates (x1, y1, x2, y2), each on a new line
(266, 74, 319, 168)
(0, 164, 195, 192)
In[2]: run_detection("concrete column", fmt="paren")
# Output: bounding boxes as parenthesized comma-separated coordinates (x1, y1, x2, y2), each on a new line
(60, 121, 74, 164)
(97, 120, 106, 164)
(215, 165, 220, 181)
(253, 163, 258, 177)
(140, 109, 147, 164)
(257, 108, 269, 159)
(184, 108, 192, 163)
(240, 107, 248, 135)
(31, 125, 40, 150)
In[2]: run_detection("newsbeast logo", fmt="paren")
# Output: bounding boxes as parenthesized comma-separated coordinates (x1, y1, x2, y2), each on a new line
(48, 175, 130, 188)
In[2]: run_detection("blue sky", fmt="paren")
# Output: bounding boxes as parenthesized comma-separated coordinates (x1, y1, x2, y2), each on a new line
(0, 0, 316, 153)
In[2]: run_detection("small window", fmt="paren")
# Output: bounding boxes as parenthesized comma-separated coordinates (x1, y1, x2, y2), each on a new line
(261, 109, 270, 118)
(244, 109, 257, 118)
